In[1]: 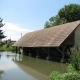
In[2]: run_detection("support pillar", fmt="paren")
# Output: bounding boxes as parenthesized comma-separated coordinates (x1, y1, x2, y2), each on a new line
(46, 48, 51, 60)
(29, 53, 32, 56)
(29, 48, 32, 57)
(20, 47, 23, 55)
(46, 53, 50, 60)
(60, 45, 66, 63)
(36, 48, 40, 58)
(36, 53, 40, 58)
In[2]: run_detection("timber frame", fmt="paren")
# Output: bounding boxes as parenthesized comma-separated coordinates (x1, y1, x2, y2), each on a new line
(13, 20, 80, 62)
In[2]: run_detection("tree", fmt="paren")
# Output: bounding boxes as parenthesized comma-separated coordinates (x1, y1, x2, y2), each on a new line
(0, 18, 6, 39)
(58, 4, 80, 22)
(44, 4, 80, 28)
(44, 15, 61, 28)
(44, 21, 51, 28)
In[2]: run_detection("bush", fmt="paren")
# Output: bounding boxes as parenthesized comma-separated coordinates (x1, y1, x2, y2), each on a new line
(49, 71, 60, 80)
(0, 42, 16, 52)
(0, 42, 5, 46)
(49, 71, 80, 80)
(0, 47, 5, 51)
(66, 64, 76, 73)
(64, 72, 80, 80)
(70, 47, 80, 71)
(9, 46, 16, 52)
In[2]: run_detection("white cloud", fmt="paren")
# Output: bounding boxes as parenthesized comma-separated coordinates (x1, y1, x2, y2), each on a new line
(1, 22, 34, 41)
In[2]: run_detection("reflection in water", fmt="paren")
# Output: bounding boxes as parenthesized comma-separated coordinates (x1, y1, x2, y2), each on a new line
(0, 52, 67, 80)
(0, 52, 36, 80)
(0, 70, 4, 77)
(13, 53, 67, 80)
(0, 55, 1, 59)
(14, 54, 67, 75)
(13, 54, 23, 61)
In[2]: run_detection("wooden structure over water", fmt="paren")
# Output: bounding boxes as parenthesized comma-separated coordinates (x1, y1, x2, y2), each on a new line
(13, 20, 80, 62)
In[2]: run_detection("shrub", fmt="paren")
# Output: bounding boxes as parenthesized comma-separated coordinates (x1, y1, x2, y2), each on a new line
(49, 71, 80, 80)
(70, 47, 80, 71)
(63, 72, 80, 80)
(66, 64, 76, 73)
(49, 71, 60, 80)
(0, 42, 5, 46)
(0, 42, 16, 52)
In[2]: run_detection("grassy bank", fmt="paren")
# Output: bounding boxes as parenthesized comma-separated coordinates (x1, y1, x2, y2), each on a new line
(0, 42, 16, 52)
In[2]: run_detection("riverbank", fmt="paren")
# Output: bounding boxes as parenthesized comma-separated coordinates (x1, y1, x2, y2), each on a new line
(0, 42, 16, 52)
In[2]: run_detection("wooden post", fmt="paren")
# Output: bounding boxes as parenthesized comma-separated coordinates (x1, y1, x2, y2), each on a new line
(20, 47, 23, 55)
(22, 47, 24, 54)
(36, 48, 40, 58)
(29, 48, 32, 56)
(46, 48, 50, 60)
(60, 45, 65, 63)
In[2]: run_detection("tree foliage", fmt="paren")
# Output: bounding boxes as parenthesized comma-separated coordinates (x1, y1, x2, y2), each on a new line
(0, 18, 6, 39)
(44, 4, 80, 28)
(58, 4, 80, 22)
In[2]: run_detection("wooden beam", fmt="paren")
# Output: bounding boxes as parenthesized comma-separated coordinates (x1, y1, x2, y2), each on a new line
(42, 47, 48, 53)
(57, 46, 67, 54)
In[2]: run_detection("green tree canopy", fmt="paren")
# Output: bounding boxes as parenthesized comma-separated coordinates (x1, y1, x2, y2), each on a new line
(0, 18, 6, 39)
(44, 4, 80, 28)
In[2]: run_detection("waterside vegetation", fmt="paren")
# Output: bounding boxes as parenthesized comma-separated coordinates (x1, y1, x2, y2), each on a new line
(49, 48, 80, 80)
(0, 42, 16, 52)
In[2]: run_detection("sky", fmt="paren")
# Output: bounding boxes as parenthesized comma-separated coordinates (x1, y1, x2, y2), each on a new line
(0, 0, 80, 41)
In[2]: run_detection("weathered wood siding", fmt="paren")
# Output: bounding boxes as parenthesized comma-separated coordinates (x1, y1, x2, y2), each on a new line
(63, 32, 75, 45)
(75, 25, 80, 48)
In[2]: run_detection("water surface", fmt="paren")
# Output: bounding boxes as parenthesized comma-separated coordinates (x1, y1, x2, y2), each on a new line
(0, 52, 67, 80)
